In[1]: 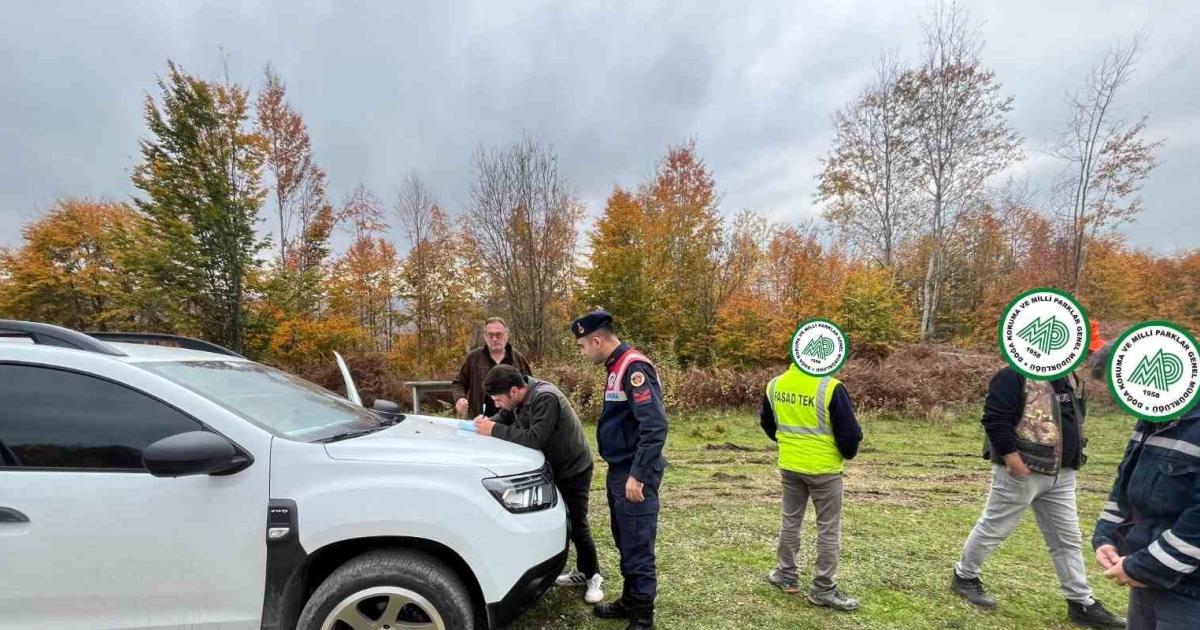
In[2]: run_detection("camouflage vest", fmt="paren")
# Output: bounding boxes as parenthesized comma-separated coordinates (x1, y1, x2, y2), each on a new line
(1012, 375, 1080, 475)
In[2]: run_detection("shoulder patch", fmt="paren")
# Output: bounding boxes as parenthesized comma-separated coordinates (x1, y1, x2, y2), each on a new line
(629, 371, 646, 387)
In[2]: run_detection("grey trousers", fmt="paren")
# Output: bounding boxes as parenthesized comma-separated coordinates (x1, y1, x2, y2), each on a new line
(775, 469, 844, 593)
(955, 464, 1094, 603)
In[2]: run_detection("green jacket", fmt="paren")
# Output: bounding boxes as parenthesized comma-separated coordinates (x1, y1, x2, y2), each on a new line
(491, 377, 593, 480)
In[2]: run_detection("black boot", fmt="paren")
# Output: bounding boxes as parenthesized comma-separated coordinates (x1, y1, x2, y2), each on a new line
(595, 585, 631, 620)
(951, 569, 997, 608)
(625, 597, 655, 630)
(1067, 599, 1126, 628)
(594, 598, 630, 619)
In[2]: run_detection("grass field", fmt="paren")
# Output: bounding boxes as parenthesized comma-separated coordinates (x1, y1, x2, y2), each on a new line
(516, 407, 1136, 630)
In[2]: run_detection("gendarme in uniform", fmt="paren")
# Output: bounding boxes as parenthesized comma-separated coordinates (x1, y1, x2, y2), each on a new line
(572, 310, 667, 629)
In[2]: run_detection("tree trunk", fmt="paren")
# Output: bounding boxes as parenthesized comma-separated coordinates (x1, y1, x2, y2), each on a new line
(920, 245, 937, 343)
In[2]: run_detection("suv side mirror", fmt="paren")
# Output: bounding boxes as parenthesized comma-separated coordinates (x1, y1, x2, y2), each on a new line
(372, 399, 404, 422)
(143, 431, 252, 478)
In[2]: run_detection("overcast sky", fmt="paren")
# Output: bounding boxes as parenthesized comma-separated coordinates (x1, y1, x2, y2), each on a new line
(2, 0, 1197, 254)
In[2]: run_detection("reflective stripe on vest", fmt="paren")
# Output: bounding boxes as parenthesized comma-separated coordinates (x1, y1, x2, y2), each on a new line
(767, 367, 843, 475)
(768, 375, 833, 436)
(605, 350, 653, 402)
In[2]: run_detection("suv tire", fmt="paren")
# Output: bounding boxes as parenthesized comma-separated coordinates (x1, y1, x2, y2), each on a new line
(297, 549, 474, 630)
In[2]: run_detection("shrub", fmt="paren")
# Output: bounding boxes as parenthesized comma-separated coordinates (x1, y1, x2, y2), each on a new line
(839, 344, 1001, 415)
(276, 342, 1011, 422)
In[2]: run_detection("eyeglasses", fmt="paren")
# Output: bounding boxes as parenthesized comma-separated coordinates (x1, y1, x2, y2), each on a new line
(485, 332, 507, 339)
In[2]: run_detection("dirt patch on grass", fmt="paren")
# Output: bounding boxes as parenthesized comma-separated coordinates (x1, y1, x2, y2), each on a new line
(674, 455, 776, 467)
(703, 442, 760, 452)
(712, 471, 750, 481)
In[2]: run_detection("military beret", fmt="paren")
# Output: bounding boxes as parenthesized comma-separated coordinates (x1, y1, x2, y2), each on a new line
(571, 310, 614, 338)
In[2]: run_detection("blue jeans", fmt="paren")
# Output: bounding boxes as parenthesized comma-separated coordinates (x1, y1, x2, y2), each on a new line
(1127, 587, 1200, 630)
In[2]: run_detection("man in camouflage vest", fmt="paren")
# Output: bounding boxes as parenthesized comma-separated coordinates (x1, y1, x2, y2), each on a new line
(950, 364, 1125, 628)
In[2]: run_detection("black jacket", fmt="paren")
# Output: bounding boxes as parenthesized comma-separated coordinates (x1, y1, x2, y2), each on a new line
(981, 367, 1086, 471)
(451, 344, 532, 418)
(490, 378, 592, 481)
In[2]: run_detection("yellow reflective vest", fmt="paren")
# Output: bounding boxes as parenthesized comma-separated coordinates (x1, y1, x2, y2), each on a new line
(766, 366, 843, 475)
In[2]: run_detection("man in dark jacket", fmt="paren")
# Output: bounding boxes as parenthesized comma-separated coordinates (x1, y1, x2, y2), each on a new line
(451, 317, 532, 418)
(951, 365, 1125, 628)
(472, 365, 604, 605)
(1090, 342, 1200, 630)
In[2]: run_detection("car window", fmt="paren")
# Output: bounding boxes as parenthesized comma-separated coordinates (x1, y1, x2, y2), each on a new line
(0, 364, 203, 471)
(139, 360, 382, 441)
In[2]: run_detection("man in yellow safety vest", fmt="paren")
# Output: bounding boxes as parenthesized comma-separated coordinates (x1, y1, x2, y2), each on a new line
(761, 363, 863, 611)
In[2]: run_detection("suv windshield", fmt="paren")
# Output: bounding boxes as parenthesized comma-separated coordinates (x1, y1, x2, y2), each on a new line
(140, 360, 383, 441)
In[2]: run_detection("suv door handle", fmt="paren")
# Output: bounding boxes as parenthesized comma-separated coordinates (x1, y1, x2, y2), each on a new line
(0, 507, 29, 523)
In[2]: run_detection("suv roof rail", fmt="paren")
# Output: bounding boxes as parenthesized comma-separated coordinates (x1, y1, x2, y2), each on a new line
(0, 320, 128, 356)
(85, 332, 246, 358)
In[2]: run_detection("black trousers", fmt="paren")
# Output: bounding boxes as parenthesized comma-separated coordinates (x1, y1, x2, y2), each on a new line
(557, 466, 600, 577)
(1128, 587, 1200, 630)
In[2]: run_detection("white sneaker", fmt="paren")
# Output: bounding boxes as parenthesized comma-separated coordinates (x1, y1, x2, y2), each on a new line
(555, 570, 587, 587)
(584, 574, 605, 604)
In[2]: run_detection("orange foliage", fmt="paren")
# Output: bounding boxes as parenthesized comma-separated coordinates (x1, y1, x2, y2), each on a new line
(0, 199, 143, 330)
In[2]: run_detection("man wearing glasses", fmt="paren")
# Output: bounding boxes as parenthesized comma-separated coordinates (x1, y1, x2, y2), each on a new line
(451, 317, 533, 418)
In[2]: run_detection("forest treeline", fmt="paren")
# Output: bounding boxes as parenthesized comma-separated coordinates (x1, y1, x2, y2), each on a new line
(1, 4, 1195, 399)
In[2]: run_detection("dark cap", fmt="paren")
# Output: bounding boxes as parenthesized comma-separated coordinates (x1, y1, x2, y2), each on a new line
(571, 310, 614, 338)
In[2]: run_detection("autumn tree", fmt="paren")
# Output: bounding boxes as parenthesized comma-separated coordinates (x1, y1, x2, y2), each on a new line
(711, 222, 854, 367)
(703, 210, 767, 357)
(582, 187, 665, 348)
(394, 173, 484, 375)
(897, 2, 1022, 342)
(713, 292, 777, 368)
(582, 142, 759, 365)
(395, 173, 439, 367)
(268, 315, 365, 374)
(819, 53, 918, 269)
(840, 265, 913, 350)
(255, 65, 335, 321)
(130, 61, 267, 353)
(1051, 35, 1162, 291)
(466, 137, 583, 360)
(256, 66, 328, 264)
(639, 141, 730, 365)
(327, 184, 398, 351)
(760, 223, 847, 327)
(1079, 244, 1200, 336)
(0, 199, 144, 330)
(931, 185, 1057, 344)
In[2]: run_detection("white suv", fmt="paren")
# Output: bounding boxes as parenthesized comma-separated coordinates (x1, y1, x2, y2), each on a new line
(0, 321, 567, 630)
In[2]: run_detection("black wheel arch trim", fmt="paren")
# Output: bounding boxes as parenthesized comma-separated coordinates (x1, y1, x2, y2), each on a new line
(260, 524, 494, 630)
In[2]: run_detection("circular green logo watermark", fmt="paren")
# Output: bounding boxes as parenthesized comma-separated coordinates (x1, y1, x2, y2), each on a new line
(1107, 321, 1200, 422)
(790, 318, 848, 377)
(998, 288, 1090, 381)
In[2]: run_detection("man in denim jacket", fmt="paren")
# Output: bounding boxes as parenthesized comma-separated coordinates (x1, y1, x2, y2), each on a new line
(1090, 342, 1200, 629)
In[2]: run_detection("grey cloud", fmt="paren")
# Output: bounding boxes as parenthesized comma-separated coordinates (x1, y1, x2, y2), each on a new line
(1, 0, 1195, 253)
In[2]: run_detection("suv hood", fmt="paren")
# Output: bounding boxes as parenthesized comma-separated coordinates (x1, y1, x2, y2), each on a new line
(323, 415, 544, 476)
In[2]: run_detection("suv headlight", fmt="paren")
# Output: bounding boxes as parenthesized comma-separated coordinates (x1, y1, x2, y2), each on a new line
(482, 466, 557, 513)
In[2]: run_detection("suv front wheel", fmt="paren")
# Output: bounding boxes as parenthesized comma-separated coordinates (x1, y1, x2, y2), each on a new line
(297, 549, 474, 630)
